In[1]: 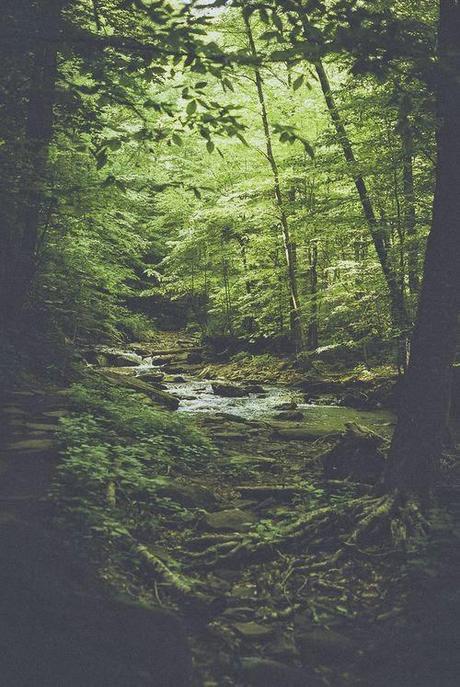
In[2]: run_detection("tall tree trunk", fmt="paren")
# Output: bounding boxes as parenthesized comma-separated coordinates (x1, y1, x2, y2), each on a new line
(0, 0, 63, 326)
(398, 94, 419, 295)
(243, 7, 304, 351)
(384, 0, 460, 492)
(314, 59, 408, 365)
(308, 240, 319, 349)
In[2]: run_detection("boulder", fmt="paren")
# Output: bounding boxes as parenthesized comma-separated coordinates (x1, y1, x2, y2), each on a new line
(245, 384, 265, 394)
(274, 402, 298, 411)
(151, 356, 173, 366)
(108, 352, 142, 367)
(211, 383, 249, 397)
(203, 509, 257, 532)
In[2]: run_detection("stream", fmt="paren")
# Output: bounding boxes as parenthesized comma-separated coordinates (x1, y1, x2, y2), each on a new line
(134, 356, 395, 434)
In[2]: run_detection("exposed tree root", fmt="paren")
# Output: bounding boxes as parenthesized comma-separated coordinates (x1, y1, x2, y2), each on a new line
(133, 541, 195, 596)
(185, 493, 431, 571)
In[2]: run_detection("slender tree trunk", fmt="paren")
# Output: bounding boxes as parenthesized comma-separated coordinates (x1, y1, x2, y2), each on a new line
(308, 240, 319, 349)
(384, 0, 460, 492)
(398, 95, 419, 295)
(243, 7, 304, 351)
(314, 59, 408, 365)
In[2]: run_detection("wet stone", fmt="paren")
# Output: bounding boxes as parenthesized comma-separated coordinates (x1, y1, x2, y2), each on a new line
(274, 402, 298, 411)
(211, 383, 249, 398)
(233, 621, 274, 640)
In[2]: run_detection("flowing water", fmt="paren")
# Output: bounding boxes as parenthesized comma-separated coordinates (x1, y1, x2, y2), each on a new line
(135, 359, 395, 434)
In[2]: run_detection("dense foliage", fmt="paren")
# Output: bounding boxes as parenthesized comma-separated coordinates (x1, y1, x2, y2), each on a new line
(0, 0, 439, 369)
(54, 376, 214, 551)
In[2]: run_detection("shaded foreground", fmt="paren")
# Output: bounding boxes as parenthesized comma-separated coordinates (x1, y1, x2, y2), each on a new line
(2, 334, 458, 686)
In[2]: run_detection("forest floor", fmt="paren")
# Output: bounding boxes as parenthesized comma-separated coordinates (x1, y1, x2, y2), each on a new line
(1, 331, 459, 686)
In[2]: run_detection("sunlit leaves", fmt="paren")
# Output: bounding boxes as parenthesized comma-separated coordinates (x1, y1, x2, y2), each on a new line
(186, 99, 198, 115)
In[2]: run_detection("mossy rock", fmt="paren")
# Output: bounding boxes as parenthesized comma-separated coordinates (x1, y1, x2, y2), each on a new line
(203, 508, 257, 532)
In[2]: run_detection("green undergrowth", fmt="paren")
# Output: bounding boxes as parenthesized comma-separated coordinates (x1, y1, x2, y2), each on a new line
(52, 375, 216, 559)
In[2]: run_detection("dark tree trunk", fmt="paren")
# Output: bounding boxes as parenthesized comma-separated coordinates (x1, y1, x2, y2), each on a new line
(308, 240, 319, 350)
(384, 0, 460, 492)
(0, 0, 63, 326)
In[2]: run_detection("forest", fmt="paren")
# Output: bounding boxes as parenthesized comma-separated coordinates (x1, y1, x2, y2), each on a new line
(0, 1, 459, 686)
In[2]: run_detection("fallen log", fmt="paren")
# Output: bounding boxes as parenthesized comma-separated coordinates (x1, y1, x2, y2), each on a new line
(98, 371, 180, 410)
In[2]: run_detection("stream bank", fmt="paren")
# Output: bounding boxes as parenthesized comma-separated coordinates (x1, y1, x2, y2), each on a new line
(68, 334, 459, 686)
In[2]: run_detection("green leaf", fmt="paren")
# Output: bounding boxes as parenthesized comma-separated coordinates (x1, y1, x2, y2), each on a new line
(186, 100, 197, 115)
(293, 75, 304, 91)
(222, 77, 234, 92)
(172, 133, 183, 146)
(206, 141, 215, 154)
(96, 149, 108, 169)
